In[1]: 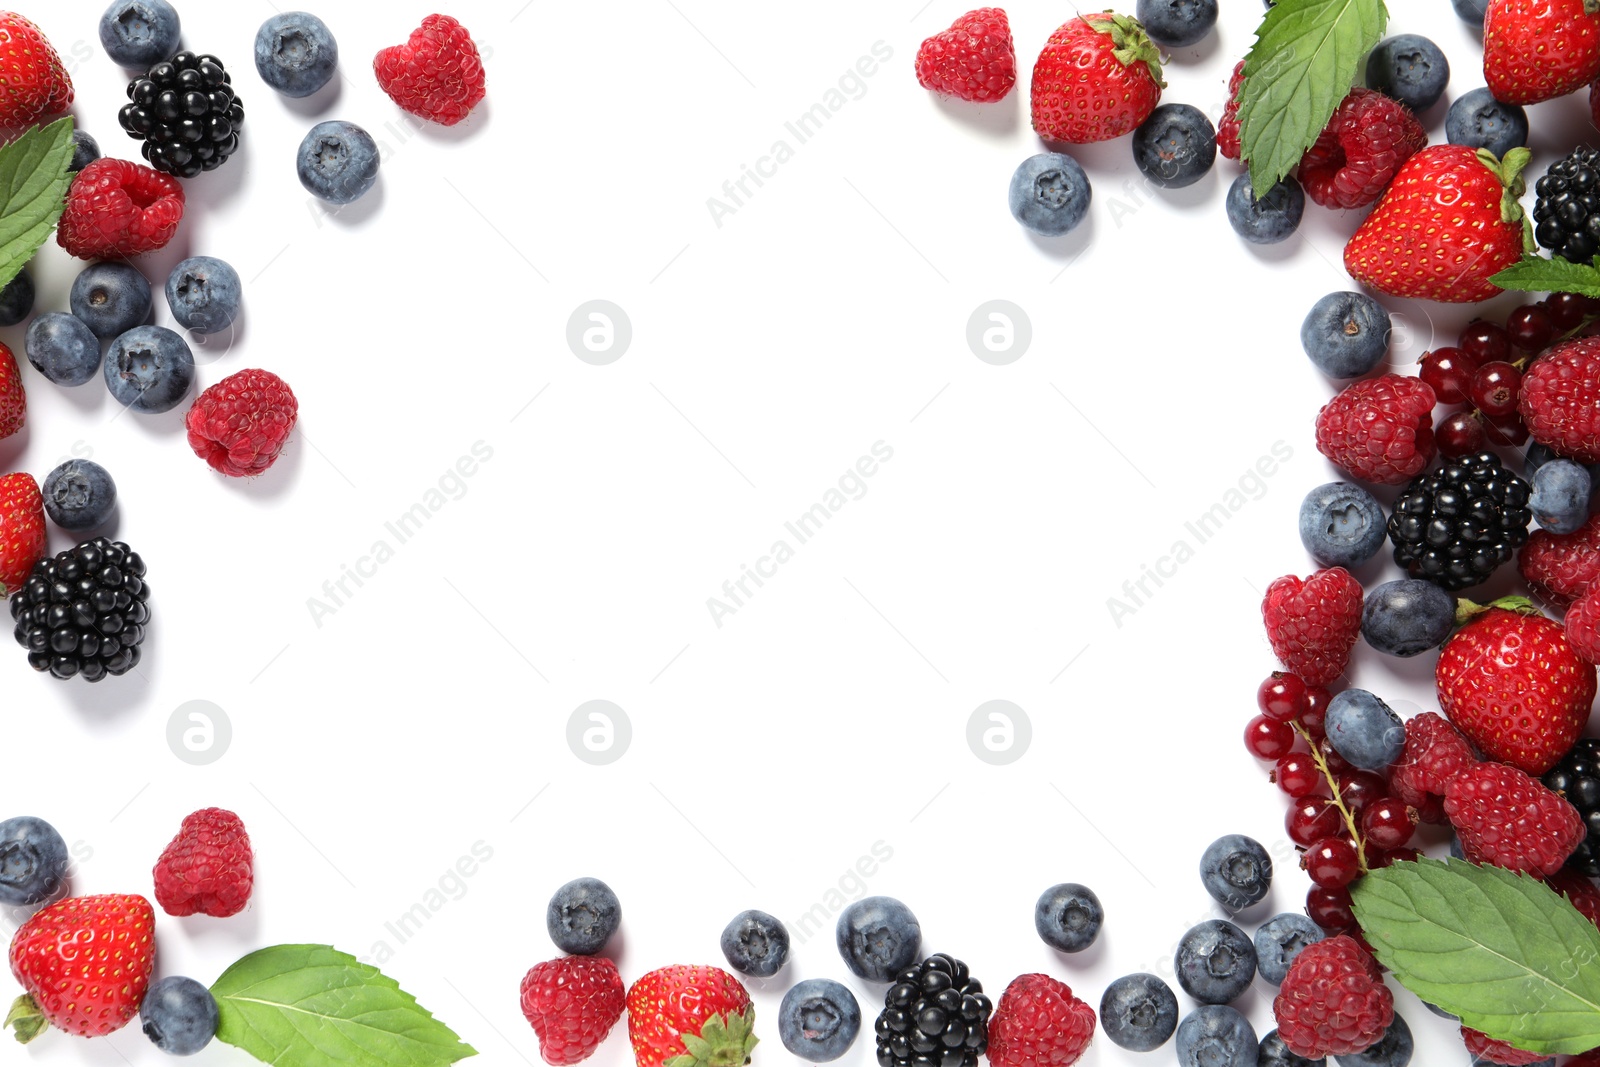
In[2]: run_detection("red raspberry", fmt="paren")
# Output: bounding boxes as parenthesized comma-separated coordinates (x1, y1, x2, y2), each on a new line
(1315, 374, 1438, 486)
(1388, 712, 1475, 824)
(1216, 60, 1245, 160)
(986, 973, 1095, 1067)
(1444, 761, 1585, 876)
(185, 369, 299, 477)
(915, 8, 1015, 103)
(1566, 590, 1600, 664)
(1520, 515, 1600, 602)
(1262, 568, 1363, 687)
(1461, 1026, 1548, 1066)
(1298, 87, 1427, 209)
(520, 956, 626, 1066)
(1547, 869, 1600, 928)
(1273, 935, 1394, 1058)
(1520, 336, 1600, 463)
(152, 808, 254, 917)
(1568, 1050, 1600, 1067)
(374, 14, 485, 126)
(56, 159, 184, 260)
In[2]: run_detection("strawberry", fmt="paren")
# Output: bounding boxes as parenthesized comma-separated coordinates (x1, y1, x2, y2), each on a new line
(1344, 145, 1535, 304)
(1436, 600, 1598, 776)
(0, 341, 22, 441)
(0, 473, 45, 599)
(1484, 0, 1600, 105)
(0, 13, 72, 129)
(915, 8, 1016, 103)
(1030, 12, 1164, 144)
(625, 965, 756, 1067)
(6, 894, 155, 1041)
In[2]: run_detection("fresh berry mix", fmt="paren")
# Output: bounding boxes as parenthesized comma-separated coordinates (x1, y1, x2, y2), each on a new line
(836, 895, 921, 981)
(719, 909, 790, 977)
(1364, 34, 1450, 112)
(1544, 738, 1600, 875)
(1130, 103, 1216, 189)
(1030, 13, 1164, 144)
(57, 157, 185, 259)
(1387, 453, 1532, 591)
(0, 13, 72, 129)
(186, 368, 299, 477)
(373, 14, 486, 126)
(1136, 0, 1219, 47)
(1297, 87, 1425, 211)
(1198, 834, 1272, 910)
(153, 807, 253, 917)
(254, 11, 340, 99)
(104, 324, 196, 413)
(1444, 87, 1527, 157)
(7, 893, 154, 1039)
(1007, 153, 1091, 237)
(1033, 882, 1103, 952)
(875, 954, 991, 1067)
(118, 51, 245, 178)
(1299, 291, 1391, 379)
(0, 815, 68, 907)
(545, 876, 621, 955)
(1361, 579, 1456, 657)
(1174, 918, 1256, 1004)
(0, 268, 33, 327)
(25, 312, 101, 387)
(99, 0, 182, 68)
(139, 975, 219, 1055)
(42, 460, 117, 532)
(985, 973, 1092, 1067)
(297, 119, 381, 205)
(69, 261, 152, 339)
(1224, 174, 1305, 245)
(1253, 914, 1325, 986)
(520, 955, 625, 1066)
(166, 255, 242, 334)
(1533, 146, 1600, 262)
(1098, 972, 1177, 1052)
(914, 8, 1015, 103)
(1174, 1005, 1256, 1067)
(777, 979, 860, 1063)
(10, 537, 150, 682)
(1273, 935, 1393, 1058)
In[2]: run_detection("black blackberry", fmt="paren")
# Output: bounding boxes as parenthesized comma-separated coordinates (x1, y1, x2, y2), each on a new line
(1387, 452, 1532, 591)
(1544, 738, 1600, 876)
(118, 52, 244, 179)
(874, 954, 991, 1067)
(1534, 145, 1600, 262)
(10, 538, 150, 682)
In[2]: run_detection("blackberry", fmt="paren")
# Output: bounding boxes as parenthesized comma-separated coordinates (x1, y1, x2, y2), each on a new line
(1534, 146, 1600, 262)
(874, 954, 991, 1067)
(1543, 738, 1600, 876)
(118, 52, 244, 178)
(1387, 452, 1532, 591)
(10, 538, 150, 682)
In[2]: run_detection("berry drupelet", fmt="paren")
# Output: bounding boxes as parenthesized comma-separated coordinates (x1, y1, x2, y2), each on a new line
(1544, 738, 1600, 876)
(10, 538, 150, 682)
(875, 954, 991, 1067)
(119, 52, 244, 178)
(1535, 146, 1600, 263)
(1387, 452, 1532, 591)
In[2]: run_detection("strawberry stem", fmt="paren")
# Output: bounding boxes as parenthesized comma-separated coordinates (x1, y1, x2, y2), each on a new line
(4, 995, 46, 1045)
(1293, 722, 1369, 875)
(1456, 596, 1540, 626)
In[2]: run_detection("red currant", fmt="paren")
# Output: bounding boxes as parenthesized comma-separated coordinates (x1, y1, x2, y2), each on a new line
(1275, 753, 1321, 798)
(1458, 319, 1511, 363)
(1545, 292, 1590, 332)
(1317, 737, 1353, 776)
(1418, 347, 1480, 406)
(1302, 836, 1361, 888)
(1470, 361, 1523, 418)
(1301, 687, 1330, 741)
(1384, 847, 1422, 865)
(1483, 412, 1530, 447)
(1507, 303, 1556, 352)
(1306, 885, 1355, 932)
(1245, 715, 1295, 760)
(1337, 771, 1388, 818)
(1361, 797, 1416, 849)
(1436, 410, 1487, 458)
(1287, 796, 1344, 847)
(1258, 672, 1309, 723)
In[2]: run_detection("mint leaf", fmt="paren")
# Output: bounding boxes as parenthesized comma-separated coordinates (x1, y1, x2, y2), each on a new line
(0, 118, 74, 292)
(1237, 0, 1388, 198)
(1351, 858, 1600, 1056)
(1490, 254, 1600, 298)
(211, 945, 476, 1067)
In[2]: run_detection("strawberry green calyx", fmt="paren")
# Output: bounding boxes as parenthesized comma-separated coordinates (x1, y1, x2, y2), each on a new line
(4, 995, 47, 1045)
(1455, 595, 1541, 626)
(1083, 11, 1166, 87)
(663, 1010, 758, 1067)
(1477, 147, 1538, 253)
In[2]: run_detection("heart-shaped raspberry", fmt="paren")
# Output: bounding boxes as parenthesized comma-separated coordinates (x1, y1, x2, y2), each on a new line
(373, 14, 486, 126)
(1262, 568, 1363, 687)
(915, 8, 1016, 103)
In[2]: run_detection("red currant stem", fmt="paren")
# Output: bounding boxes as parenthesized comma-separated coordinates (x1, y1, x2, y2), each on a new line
(1510, 311, 1600, 370)
(1292, 722, 1368, 874)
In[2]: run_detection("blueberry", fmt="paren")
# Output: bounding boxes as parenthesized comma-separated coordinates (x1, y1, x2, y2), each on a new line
(1253, 914, 1324, 985)
(26, 313, 102, 387)
(1175, 919, 1256, 1004)
(1446, 88, 1528, 159)
(99, 0, 181, 68)
(1098, 973, 1178, 1052)
(1301, 292, 1391, 378)
(1365, 35, 1449, 112)
(70, 262, 152, 339)
(1131, 103, 1216, 189)
(41, 460, 118, 532)
(1299, 482, 1386, 569)
(1226, 173, 1305, 245)
(104, 325, 196, 413)
(1175, 1005, 1257, 1067)
(720, 909, 790, 977)
(836, 896, 920, 981)
(166, 256, 241, 335)
(1451, 0, 1490, 26)
(69, 131, 102, 173)
(1361, 579, 1456, 657)
(1260, 1029, 1326, 1067)
(0, 816, 69, 906)
(140, 975, 219, 1055)
(1532, 458, 1592, 534)
(546, 877, 620, 955)
(1034, 882, 1103, 952)
(298, 120, 380, 205)
(0, 267, 34, 327)
(255, 12, 339, 98)
(777, 979, 860, 1062)
(1136, 0, 1218, 47)
(1008, 153, 1090, 236)
(1325, 689, 1406, 771)
(1199, 835, 1272, 911)
(1333, 1014, 1412, 1067)
(1423, 1001, 1457, 1021)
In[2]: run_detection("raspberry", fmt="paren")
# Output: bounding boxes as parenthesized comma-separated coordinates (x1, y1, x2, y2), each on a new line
(185, 369, 299, 477)
(373, 14, 485, 126)
(1216, 60, 1244, 160)
(1520, 336, 1600, 463)
(1273, 935, 1394, 1058)
(1547, 870, 1600, 927)
(986, 973, 1095, 1067)
(1389, 712, 1474, 823)
(1567, 591, 1600, 664)
(1445, 762, 1585, 876)
(520, 955, 626, 1066)
(152, 808, 253, 917)
(1520, 515, 1600, 602)
(1298, 87, 1427, 210)
(1461, 1026, 1548, 1066)
(1262, 568, 1363, 687)
(56, 159, 184, 260)
(1315, 375, 1438, 486)
(915, 8, 1016, 103)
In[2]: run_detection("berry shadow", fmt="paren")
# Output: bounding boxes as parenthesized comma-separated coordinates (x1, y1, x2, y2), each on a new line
(55, 650, 155, 721)
(415, 98, 492, 144)
(1158, 30, 1222, 67)
(188, 307, 248, 374)
(0, 420, 27, 470)
(931, 93, 1021, 138)
(229, 425, 306, 503)
(315, 179, 386, 230)
(175, 900, 262, 947)
(277, 73, 344, 119)
(54, 366, 111, 419)
(1046, 927, 1109, 971)
(182, 133, 250, 215)
(1025, 210, 1095, 261)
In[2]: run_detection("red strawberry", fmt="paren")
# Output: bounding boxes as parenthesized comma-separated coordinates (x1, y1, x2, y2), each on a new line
(1216, 59, 1245, 160)
(1520, 336, 1600, 463)
(6, 894, 155, 1041)
(1344, 145, 1534, 303)
(1030, 12, 1164, 144)
(1484, 0, 1600, 105)
(374, 14, 486, 126)
(1262, 569, 1364, 687)
(152, 808, 254, 917)
(986, 973, 1095, 1067)
(0, 13, 72, 129)
(0, 472, 45, 599)
(915, 8, 1015, 103)
(0, 341, 22, 440)
(1297, 87, 1427, 210)
(522, 956, 626, 1066)
(1436, 602, 1597, 776)
(625, 965, 756, 1067)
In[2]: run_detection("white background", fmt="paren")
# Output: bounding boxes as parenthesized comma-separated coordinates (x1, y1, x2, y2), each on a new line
(2, 2, 1587, 1065)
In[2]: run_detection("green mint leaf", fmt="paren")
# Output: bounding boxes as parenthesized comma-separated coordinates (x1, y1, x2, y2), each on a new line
(211, 944, 477, 1067)
(1351, 858, 1600, 1056)
(0, 118, 74, 292)
(1237, 0, 1388, 199)
(1489, 254, 1600, 298)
